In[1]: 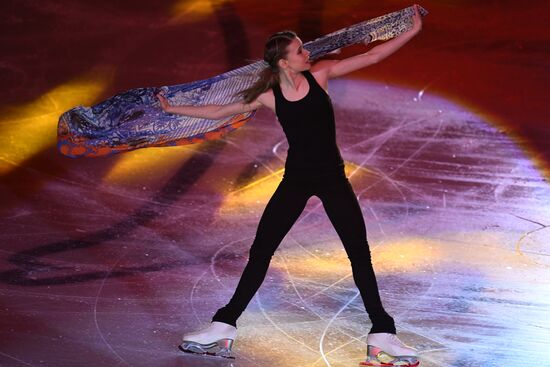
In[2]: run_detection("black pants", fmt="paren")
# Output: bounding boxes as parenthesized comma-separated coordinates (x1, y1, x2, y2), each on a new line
(212, 169, 396, 334)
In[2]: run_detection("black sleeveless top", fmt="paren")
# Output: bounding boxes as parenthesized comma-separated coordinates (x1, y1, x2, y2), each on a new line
(272, 70, 344, 177)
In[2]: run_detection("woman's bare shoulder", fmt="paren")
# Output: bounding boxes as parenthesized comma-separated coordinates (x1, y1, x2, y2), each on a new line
(310, 59, 339, 74)
(310, 60, 338, 90)
(256, 89, 276, 112)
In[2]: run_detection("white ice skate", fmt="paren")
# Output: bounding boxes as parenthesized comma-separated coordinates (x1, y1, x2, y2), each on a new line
(360, 333, 419, 366)
(179, 321, 237, 359)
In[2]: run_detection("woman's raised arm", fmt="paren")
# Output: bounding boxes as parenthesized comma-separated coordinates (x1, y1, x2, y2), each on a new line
(157, 93, 263, 119)
(315, 4, 423, 79)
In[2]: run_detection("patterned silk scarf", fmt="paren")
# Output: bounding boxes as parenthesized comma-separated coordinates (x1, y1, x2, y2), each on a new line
(58, 5, 427, 158)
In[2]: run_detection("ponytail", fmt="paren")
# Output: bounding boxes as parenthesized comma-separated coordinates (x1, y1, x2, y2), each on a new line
(239, 66, 279, 104)
(237, 30, 297, 104)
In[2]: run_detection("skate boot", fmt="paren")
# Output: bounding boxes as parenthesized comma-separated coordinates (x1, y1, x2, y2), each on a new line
(359, 333, 419, 366)
(179, 321, 237, 359)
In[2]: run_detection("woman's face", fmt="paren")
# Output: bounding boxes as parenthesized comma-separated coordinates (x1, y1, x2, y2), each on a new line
(279, 37, 311, 72)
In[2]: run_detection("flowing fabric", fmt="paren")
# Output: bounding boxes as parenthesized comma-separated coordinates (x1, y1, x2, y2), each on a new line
(57, 5, 427, 158)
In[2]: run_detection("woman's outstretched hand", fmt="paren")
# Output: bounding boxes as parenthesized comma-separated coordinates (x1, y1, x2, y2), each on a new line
(156, 93, 173, 113)
(410, 4, 423, 35)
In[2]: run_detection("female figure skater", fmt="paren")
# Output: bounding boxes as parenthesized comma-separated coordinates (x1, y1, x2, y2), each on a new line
(158, 5, 422, 366)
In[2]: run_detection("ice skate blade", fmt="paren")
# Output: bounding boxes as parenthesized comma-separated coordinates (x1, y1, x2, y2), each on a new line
(179, 338, 235, 359)
(359, 360, 419, 367)
(359, 345, 419, 366)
